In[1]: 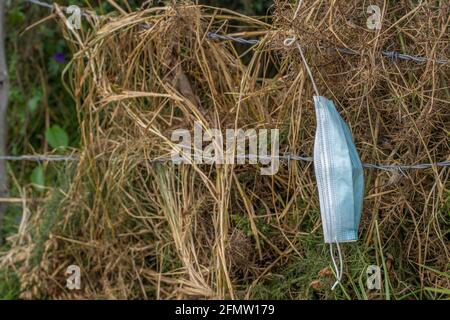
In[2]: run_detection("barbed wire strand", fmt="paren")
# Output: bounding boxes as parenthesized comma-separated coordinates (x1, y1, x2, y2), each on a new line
(1, 154, 449, 172)
(26, 0, 53, 9)
(0, 155, 77, 161)
(25, 0, 449, 65)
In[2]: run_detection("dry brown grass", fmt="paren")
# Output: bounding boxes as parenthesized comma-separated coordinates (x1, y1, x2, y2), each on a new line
(1, 1, 449, 299)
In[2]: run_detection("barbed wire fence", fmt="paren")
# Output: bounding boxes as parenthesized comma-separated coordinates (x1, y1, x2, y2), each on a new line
(1, 0, 448, 173)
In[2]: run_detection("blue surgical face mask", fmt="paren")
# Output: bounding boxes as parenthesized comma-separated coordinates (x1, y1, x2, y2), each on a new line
(291, 40, 365, 289)
(313, 96, 365, 244)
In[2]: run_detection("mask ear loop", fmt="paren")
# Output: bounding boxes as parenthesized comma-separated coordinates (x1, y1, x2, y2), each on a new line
(283, 35, 320, 97)
(330, 239, 343, 290)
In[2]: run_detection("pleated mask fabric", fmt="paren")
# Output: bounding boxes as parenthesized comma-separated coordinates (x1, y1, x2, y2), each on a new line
(313, 96, 364, 244)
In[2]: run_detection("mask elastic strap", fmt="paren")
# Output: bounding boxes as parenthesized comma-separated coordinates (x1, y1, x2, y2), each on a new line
(295, 42, 320, 97)
(284, 0, 319, 97)
(284, 35, 320, 97)
(329, 239, 343, 290)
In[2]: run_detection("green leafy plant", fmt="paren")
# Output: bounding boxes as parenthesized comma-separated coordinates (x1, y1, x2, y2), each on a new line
(45, 125, 69, 149)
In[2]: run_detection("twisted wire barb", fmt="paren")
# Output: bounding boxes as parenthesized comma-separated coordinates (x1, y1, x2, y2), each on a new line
(382, 50, 448, 65)
(206, 32, 259, 45)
